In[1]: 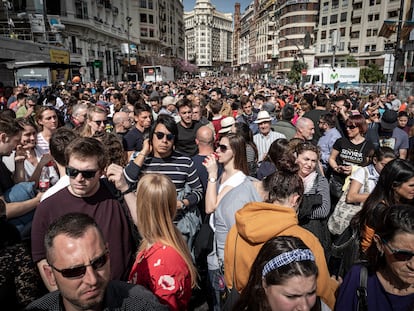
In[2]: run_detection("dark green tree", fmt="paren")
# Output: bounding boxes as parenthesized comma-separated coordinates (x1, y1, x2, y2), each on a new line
(345, 55, 358, 67)
(287, 60, 307, 86)
(360, 63, 385, 83)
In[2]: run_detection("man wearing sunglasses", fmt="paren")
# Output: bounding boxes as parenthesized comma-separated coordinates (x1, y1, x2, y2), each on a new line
(124, 115, 203, 247)
(27, 213, 167, 311)
(32, 137, 136, 292)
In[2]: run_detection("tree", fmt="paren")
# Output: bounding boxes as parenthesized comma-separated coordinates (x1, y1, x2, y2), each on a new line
(360, 63, 385, 83)
(345, 55, 358, 67)
(287, 60, 307, 86)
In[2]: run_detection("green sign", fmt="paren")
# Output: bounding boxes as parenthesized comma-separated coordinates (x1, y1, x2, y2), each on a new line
(93, 60, 103, 68)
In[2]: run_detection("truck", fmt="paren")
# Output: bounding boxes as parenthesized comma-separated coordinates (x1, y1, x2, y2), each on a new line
(142, 65, 174, 82)
(303, 67, 360, 89)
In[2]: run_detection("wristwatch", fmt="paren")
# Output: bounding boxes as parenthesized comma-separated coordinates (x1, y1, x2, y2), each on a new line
(208, 177, 217, 183)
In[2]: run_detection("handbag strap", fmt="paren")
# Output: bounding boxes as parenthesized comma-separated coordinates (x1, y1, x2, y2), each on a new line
(356, 265, 368, 311)
(362, 167, 369, 193)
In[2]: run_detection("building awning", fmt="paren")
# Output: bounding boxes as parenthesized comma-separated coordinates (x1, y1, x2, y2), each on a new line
(11, 62, 81, 70)
(379, 20, 414, 40)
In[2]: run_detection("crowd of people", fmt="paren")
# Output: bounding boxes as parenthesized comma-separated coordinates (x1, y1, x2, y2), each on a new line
(0, 77, 414, 310)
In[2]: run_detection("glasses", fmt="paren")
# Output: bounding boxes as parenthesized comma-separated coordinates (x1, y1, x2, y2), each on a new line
(66, 167, 99, 179)
(217, 144, 229, 153)
(371, 113, 380, 117)
(346, 124, 357, 130)
(49, 250, 109, 278)
(92, 120, 107, 126)
(154, 131, 175, 141)
(382, 239, 414, 261)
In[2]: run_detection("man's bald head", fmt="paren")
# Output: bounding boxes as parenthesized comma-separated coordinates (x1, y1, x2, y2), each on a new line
(196, 125, 214, 145)
(113, 111, 129, 126)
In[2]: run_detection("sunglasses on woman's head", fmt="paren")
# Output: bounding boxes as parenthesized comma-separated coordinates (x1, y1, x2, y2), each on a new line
(382, 239, 414, 261)
(49, 250, 109, 278)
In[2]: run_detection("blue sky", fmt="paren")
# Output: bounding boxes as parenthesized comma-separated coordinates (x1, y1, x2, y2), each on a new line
(183, 0, 252, 14)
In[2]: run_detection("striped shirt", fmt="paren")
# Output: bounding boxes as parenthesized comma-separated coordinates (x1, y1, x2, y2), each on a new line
(254, 131, 286, 162)
(124, 151, 203, 207)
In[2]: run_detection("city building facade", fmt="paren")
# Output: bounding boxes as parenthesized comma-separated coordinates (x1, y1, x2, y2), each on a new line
(0, 0, 185, 85)
(184, 0, 233, 75)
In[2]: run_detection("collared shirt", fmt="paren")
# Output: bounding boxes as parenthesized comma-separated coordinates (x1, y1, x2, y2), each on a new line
(254, 131, 286, 162)
(317, 127, 342, 168)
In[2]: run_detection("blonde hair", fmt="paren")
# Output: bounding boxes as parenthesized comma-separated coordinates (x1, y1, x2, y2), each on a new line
(135, 174, 197, 288)
(80, 105, 107, 137)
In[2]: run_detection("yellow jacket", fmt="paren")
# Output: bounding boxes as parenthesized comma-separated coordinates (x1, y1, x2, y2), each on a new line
(224, 201, 338, 310)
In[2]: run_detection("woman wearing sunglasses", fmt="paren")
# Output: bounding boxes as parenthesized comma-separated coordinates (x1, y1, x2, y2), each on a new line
(328, 114, 374, 205)
(80, 105, 108, 137)
(203, 133, 262, 310)
(336, 204, 414, 310)
(128, 174, 197, 310)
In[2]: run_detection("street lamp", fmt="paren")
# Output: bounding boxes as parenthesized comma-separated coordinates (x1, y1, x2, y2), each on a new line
(126, 16, 131, 74)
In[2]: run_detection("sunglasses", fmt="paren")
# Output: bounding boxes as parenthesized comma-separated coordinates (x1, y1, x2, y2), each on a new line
(92, 120, 107, 126)
(154, 131, 175, 141)
(217, 144, 229, 153)
(346, 124, 357, 129)
(49, 250, 109, 278)
(382, 239, 414, 261)
(66, 167, 98, 179)
(371, 113, 380, 117)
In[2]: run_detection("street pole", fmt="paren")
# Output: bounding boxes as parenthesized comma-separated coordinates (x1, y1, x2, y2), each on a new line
(126, 16, 131, 77)
(391, 0, 405, 89)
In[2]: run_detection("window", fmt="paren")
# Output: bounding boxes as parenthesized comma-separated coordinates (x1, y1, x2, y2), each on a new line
(375, 14, 379, 20)
(321, 30, 327, 39)
(371, 45, 376, 51)
(368, 14, 373, 22)
(366, 29, 372, 37)
(149, 15, 154, 24)
(339, 42, 345, 51)
(388, 10, 398, 18)
(330, 14, 338, 24)
(340, 12, 347, 22)
(323, 1, 329, 10)
(140, 0, 147, 9)
(340, 27, 346, 36)
(353, 2, 362, 9)
(148, 0, 153, 9)
(75, 0, 88, 19)
(342, 0, 348, 7)
(332, 0, 339, 8)
(349, 46, 358, 53)
(140, 14, 147, 23)
(320, 44, 326, 52)
(373, 29, 378, 36)
(322, 16, 328, 25)
(351, 17, 361, 24)
(350, 31, 360, 38)
(365, 45, 370, 52)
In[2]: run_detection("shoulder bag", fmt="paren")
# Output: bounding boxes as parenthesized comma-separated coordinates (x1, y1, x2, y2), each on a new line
(328, 167, 369, 235)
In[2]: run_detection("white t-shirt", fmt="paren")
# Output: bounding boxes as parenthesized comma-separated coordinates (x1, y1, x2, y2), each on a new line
(349, 164, 379, 194)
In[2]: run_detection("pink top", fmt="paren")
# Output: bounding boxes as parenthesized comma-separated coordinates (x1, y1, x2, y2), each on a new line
(129, 242, 192, 311)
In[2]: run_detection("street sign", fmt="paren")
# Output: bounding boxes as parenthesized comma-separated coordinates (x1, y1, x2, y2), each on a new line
(301, 69, 307, 76)
(383, 54, 394, 75)
(93, 60, 103, 68)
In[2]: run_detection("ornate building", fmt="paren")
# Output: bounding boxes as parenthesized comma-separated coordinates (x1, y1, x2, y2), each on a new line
(184, 0, 233, 75)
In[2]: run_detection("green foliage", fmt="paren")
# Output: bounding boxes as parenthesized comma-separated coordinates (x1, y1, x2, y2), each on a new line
(345, 55, 358, 67)
(360, 63, 385, 83)
(287, 61, 307, 85)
